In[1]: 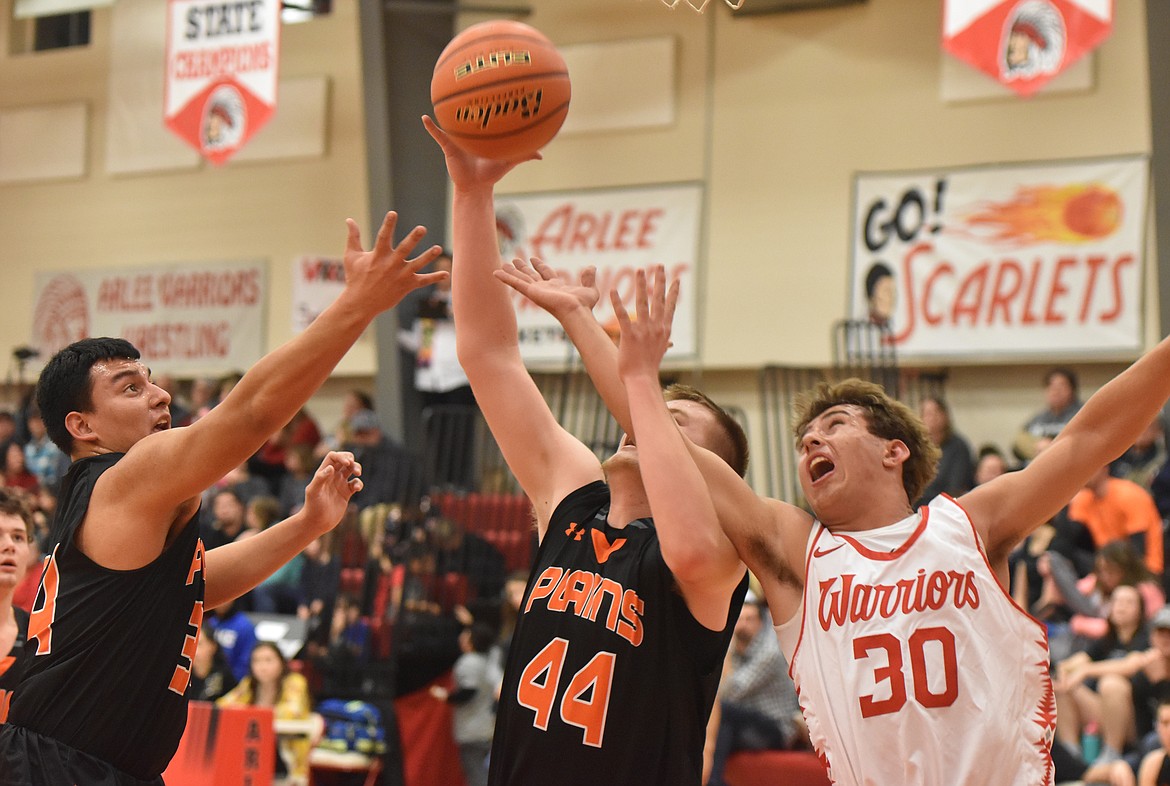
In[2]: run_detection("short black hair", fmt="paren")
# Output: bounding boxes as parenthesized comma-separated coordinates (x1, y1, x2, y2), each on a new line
(865, 262, 893, 299)
(35, 338, 141, 455)
(1044, 366, 1079, 397)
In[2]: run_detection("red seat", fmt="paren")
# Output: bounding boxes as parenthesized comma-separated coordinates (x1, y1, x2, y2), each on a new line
(723, 751, 831, 786)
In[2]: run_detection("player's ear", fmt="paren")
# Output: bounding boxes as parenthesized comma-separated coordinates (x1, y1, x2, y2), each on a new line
(883, 439, 910, 468)
(65, 411, 98, 445)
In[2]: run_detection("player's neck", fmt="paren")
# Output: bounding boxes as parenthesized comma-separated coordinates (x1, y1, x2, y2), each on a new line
(605, 473, 652, 529)
(820, 497, 916, 533)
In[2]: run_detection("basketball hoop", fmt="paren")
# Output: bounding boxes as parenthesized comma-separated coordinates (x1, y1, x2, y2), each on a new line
(657, 0, 745, 12)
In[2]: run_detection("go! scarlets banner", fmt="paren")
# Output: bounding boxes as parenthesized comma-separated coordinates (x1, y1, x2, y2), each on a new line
(495, 183, 702, 365)
(850, 156, 1148, 361)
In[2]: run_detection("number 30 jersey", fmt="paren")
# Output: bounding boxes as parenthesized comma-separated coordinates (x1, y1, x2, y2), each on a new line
(489, 481, 747, 786)
(7, 453, 205, 780)
(776, 495, 1054, 786)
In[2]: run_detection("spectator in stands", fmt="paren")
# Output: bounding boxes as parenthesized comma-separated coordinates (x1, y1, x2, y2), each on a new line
(1014, 366, 1083, 463)
(1069, 464, 1165, 575)
(22, 407, 67, 492)
(207, 597, 259, 682)
(914, 395, 975, 507)
(0, 488, 33, 723)
(431, 515, 506, 620)
(297, 534, 341, 648)
(1113, 415, 1168, 491)
(429, 621, 501, 786)
(1138, 696, 1170, 786)
(1055, 584, 1151, 760)
(709, 597, 805, 786)
(1045, 541, 1165, 642)
(178, 376, 219, 426)
(326, 593, 371, 665)
(188, 622, 238, 703)
(278, 445, 316, 518)
(250, 544, 305, 615)
(3, 442, 38, 493)
(241, 495, 282, 540)
(200, 489, 248, 550)
(974, 443, 1011, 486)
(494, 570, 528, 665)
(322, 390, 375, 455)
(218, 641, 313, 785)
(0, 412, 16, 448)
(342, 409, 416, 508)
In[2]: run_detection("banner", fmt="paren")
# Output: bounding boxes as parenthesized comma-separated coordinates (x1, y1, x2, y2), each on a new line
(850, 156, 1147, 361)
(943, 0, 1113, 97)
(495, 183, 703, 365)
(164, 0, 281, 165)
(32, 260, 267, 374)
(291, 255, 345, 333)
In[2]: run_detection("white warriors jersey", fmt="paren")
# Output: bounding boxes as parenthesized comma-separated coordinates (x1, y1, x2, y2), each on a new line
(775, 495, 1055, 786)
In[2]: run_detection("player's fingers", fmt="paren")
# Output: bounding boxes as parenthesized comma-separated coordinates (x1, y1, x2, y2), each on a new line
(649, 265, 666, 316)
(580, 267, 597, 289)
(610, 289, 632, 331)
(404, 243, 444, 272)
(372, 212, 401, 255)
(345, 219, 363, 254)
(530, 257, 555, 281)
(421, 115, 451, 148)
(394, 225, 430, 261)
(634, 269, 649, 323)
(664, 279, 680, 328)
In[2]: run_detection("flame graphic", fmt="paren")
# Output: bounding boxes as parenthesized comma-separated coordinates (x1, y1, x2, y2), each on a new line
(956, 183, 1122, 246)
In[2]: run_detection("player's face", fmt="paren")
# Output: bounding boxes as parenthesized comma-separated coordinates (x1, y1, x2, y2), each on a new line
(82, 359, 172, 454)
(798, 405, 900, 521)
(0, 513, 31, 590)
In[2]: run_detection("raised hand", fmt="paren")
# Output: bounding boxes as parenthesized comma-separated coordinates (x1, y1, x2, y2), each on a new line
(422, 115, 539, 191)
(300, 451, 364, 535)
(494, 258, 600, 319)
(611, 265, 679, 383)
(342, 212, 447, 316)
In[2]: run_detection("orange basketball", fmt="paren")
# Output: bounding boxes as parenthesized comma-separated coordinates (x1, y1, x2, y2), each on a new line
(431, 20, 571, 161)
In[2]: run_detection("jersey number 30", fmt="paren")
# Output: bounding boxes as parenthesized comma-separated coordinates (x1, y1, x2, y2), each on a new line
(516, 638, 615, 748)
(854, 626, 959, 718)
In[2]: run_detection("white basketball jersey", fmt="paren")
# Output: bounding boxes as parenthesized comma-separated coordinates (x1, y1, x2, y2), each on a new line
(775, 495, 1055, 786)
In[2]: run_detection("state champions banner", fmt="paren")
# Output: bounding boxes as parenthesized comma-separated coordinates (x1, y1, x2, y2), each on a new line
(495, 183, 702, 366)
(164, 0, 281, 165)
(32, 261, 267, 374)
(850, 156, 1148, 361)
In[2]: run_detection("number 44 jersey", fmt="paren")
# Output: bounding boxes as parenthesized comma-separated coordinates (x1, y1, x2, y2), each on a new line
(489, 481, 747, 786)
(777, 494, 1055, 786)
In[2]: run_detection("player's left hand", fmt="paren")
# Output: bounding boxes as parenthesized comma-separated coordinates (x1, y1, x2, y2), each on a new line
(422, 115, 539, 191)
(301, 451, 363, 533)
(494, 257, 600, 319)
(612, 265, 678, 382)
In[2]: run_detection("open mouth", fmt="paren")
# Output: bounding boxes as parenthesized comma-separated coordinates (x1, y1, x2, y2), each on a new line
(809, 456, 835, 482)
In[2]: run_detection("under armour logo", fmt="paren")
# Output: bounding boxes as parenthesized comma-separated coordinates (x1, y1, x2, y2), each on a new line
(565, 521, 585, 541)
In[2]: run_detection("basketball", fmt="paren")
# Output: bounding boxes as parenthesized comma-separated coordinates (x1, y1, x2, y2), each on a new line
(431, 20, 571, 160)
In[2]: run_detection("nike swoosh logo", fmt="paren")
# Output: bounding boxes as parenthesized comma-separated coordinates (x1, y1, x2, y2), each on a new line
(813, 543, 845, 558)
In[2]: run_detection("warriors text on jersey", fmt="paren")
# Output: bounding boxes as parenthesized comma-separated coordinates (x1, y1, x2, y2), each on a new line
(776, 494, 1054, 786)
(0, 606, 30, 723)
(4, 453, 205, 779)
(488, 481, 747, 786)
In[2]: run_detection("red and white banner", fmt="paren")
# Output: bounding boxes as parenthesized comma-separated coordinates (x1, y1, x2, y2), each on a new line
(850, 156, 1147, 361)
(32, 261, 267, 374)
(291, 255, 345, 333)
(943, 0, 1113, 97)
(495, 183, 703, 365)
(164, 0, 281, 165)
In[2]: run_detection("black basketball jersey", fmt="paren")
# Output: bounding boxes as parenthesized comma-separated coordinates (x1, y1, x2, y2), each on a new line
(488, 481, 747, 786)
(0, 606, 29, 723)
(6, 453, 205, 779)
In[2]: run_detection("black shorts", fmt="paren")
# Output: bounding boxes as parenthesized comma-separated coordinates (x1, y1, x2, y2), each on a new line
(0, 724, 164, 786)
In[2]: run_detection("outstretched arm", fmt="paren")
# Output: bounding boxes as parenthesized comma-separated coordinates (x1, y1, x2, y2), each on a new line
(89, 214, 446, 568)
(494, 258, 634, 436)
(500, 258, 813, 624)
(203, 451, 363, 609)
(964, 335, 1170, 565)
(612, 267, 745, 630)
(424, 117, 601, 534)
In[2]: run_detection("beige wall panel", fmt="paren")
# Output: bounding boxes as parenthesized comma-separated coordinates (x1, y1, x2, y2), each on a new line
(560, 36, 677, 134)
(0, 102, 87, 182)
(232, 76, 329, 162)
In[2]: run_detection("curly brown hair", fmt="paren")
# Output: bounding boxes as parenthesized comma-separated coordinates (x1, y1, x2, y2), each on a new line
(792, 378, 939, 504)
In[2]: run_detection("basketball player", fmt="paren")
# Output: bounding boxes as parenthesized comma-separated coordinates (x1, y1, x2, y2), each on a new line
(0, 212, 446, 785)
(424, 115, 749, 786)
(0, 489, 33, 726)
(499, 259, 1170, 784)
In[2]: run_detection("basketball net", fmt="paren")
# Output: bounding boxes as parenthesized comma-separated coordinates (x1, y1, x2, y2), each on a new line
(657, 0, 744, 12)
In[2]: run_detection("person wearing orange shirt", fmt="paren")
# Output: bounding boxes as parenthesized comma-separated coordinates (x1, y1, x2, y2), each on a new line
(1070, 464, 1165, 575)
